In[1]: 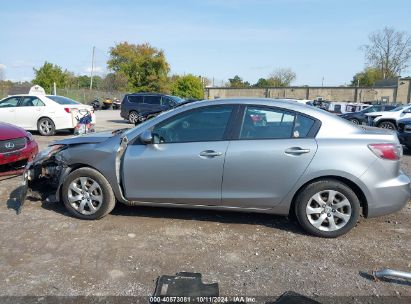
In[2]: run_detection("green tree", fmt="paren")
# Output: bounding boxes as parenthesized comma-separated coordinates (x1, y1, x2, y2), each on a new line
(227, 75, 250, 88)
(33, 62, 70, 92)
(253, 78, 272, 87)
(350, 67, 390, 86)
(171, 74, 204, 99)
(107, 42, 170, 92)
(102, 73, 128, 91)
(266, 68, 296, 87)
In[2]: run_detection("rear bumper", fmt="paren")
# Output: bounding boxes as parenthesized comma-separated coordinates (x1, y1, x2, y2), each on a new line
(366, 172, 410, 218)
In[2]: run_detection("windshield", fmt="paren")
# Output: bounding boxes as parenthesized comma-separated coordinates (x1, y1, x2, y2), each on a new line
(170, 96, 185, 104)
(47, 95, 79, 105)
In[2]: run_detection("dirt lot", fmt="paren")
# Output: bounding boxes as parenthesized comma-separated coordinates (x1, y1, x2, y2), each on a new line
(0, 110, 410, 299)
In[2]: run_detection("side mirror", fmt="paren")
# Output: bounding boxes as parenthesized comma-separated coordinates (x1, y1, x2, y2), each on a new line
(139, 130, 153, 144)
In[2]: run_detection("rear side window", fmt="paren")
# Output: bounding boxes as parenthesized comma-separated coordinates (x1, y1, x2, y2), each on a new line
(128, 95, 143, 103)
(20, 97, 45, 107)
(144, 96, 161, 105)
(239, 106, 315, 140)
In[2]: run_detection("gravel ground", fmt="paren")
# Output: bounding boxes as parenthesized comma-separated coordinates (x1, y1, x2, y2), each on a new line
(0, 110, 410, 300)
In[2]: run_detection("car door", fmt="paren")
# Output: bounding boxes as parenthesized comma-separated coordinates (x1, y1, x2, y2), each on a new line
(122, 104, 236, 205)
(15, 96, 46, 129)
(143, 95, 163, 114)
(222, 105, 318, 209)
(0, 96, 20, 125)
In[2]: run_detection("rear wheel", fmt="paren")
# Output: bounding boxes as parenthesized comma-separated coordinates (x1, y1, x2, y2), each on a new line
(62, 168, 116, 220)
(350, 118, 360, 125)
(128, 111, 139, 124)
(378, 121, 396, 130)
(295, 179, 360, 238)
(37, 118, 56, 136)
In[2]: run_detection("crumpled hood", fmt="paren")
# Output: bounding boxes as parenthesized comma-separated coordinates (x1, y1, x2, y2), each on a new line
(53, 131, 118, 146)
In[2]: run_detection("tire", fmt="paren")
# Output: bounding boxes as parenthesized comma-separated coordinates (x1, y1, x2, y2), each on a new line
(295, 179, 360, 238)
(62, 167, 116, 220)
(128, 111, 139, 124)
(37, 118, 56, 136)
(350, 118, 360, 125)
(378, 121, 396, 130)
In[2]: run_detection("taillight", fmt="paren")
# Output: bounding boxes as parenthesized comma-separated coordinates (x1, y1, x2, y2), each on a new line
(368, 143, 402, 160)
(64, 108, 71, 113)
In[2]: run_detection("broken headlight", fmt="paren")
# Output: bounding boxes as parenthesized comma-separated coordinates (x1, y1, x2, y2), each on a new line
(37, 144, 67, 159)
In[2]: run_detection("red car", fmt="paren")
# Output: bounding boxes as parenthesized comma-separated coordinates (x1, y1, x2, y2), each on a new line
(0, 122, 38, 177)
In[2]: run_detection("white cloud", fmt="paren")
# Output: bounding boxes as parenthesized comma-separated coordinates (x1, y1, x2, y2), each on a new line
(0, 64, 6, 70)
(84, 66, 104, 74)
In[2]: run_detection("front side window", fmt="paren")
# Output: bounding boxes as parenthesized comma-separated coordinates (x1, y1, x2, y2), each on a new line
(240, 106, 315, 140)
(152, 105, 234, 143)
(20, 97, 45, 107)
(0, 97, 20, 108)
(161, 97, 175, 107)
(144, 96, 161, 105)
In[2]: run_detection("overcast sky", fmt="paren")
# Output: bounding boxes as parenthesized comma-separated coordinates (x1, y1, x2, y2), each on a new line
(1, 0, 410, 86)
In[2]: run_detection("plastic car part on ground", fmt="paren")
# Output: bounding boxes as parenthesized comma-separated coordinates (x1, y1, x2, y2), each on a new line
(153, 272, 320, 303)
(373, 268, 411, 281)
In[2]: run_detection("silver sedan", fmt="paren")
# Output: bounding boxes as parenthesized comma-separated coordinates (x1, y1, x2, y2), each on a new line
(24, 99, 410, 237)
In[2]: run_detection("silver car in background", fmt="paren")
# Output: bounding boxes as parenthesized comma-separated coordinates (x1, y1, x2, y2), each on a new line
(24, 99, 410, 237)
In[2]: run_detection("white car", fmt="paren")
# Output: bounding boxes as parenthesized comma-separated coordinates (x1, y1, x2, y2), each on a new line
(0, 94, 95, 135)
(365, 104, 411, 129)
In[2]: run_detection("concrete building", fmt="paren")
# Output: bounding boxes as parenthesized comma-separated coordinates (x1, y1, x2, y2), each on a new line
(205, 77, 411, 104)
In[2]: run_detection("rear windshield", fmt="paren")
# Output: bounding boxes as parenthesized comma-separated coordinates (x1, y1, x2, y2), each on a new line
(47, 95, 79, 105)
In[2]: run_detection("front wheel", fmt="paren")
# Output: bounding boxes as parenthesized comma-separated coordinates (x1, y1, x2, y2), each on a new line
(62, 168, 116, 220)
(128, 111, 140, 124)
(295, 179, 360, 238)
(378, 121, 396, 130)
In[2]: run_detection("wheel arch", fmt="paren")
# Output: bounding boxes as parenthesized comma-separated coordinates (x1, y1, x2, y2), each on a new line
(56, 163, 108, 202)
(376, 118, 397, 128)
(288, 175, 368, 219)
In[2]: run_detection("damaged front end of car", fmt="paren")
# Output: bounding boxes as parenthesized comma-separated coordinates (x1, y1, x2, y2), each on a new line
(18, 144, 69, 213)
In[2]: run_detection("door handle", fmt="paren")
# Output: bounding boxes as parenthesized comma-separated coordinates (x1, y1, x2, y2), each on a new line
(200, 150, 223, 157)
(284, 147, 310, 155)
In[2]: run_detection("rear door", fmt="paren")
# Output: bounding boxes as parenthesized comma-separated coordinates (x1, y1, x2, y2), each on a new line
(222, 105, 318, 209)
(143, 95, 163, 114)
(0, 96, 20, 125)
(15, 96, 46, 129)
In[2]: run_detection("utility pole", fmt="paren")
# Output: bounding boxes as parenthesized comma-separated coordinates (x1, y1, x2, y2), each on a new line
(321, 76, 324, 87)
(90, 46, 95, 90)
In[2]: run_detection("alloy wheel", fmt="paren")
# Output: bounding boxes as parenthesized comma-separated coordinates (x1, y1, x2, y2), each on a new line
(40, 120, 53, 134)
(129, 112, 139, 124)
(67, 177, 104, 215)
(305, 190, 352, 232)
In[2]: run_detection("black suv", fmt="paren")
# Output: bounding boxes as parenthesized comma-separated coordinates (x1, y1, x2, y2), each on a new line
(120, 93, 185, 124)
(339, 104, 397, 125)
